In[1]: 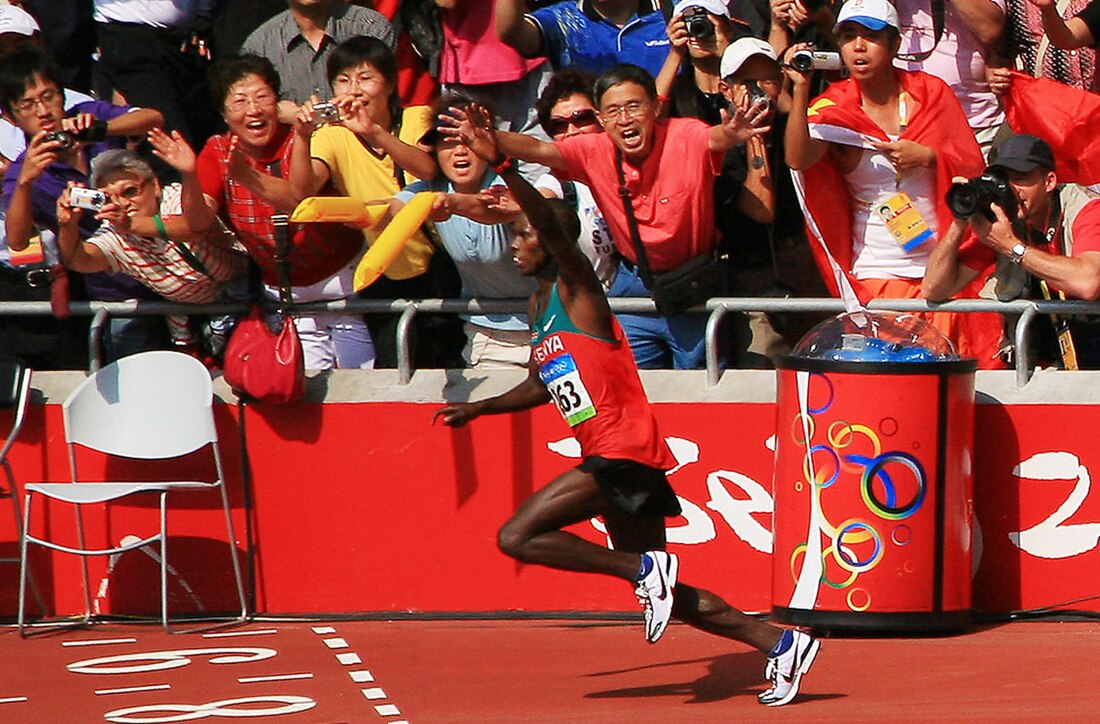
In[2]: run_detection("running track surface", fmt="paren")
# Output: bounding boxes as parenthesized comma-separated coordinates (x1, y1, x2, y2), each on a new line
(0, 618, 1095, 722)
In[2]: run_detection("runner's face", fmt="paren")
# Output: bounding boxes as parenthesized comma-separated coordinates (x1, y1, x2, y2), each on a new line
(837, 23, 899, 80)
(598, 81, 658, 163)
(222, 74, 279, 152)
(510, 218, 546, 276)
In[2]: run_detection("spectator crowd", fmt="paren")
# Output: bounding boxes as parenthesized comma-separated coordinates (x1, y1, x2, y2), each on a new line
(1, 0, 1099, 372)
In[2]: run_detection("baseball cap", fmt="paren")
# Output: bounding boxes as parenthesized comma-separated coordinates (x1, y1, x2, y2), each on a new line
(672, 0, 731, 18)
(988, 134, 1056, 173)
(720, 37, 778, 80)
(0, 5, 40, 36)
(833, 0, 900, 33)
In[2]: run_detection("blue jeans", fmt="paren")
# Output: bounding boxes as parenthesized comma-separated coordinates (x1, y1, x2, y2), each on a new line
(608, 260, 707, 370)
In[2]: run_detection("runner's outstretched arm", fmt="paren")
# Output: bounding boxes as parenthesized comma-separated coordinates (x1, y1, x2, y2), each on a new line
(433, 362, 551, 427)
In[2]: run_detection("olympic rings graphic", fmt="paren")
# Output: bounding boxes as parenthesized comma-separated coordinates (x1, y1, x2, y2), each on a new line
(820, 544, 860, 589)
(859, 451, 927, 520)
(806, 372, 834, 414)
(104, 695, 316, 723)
(891, 524, 912, 546)
(833, 520, 883, 573)
(790, 412, 816, 447)
(828, 422, 882, 473)
(804, 445, 840, 488)
(846, 587, 872, 612)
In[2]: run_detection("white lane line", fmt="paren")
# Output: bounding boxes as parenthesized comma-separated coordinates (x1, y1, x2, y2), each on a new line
(0, 697, 28, 704)
(361, 687, 387, 700)
(348, 670, 374, 683)
(311, 625, 336, 634)
(322, 637, 349, 649)
(374, 704, 401, 716)
(238, 672, 314, 684)
(203, 628, 278, 638)
(95, 684, 171, 696)
(336, 652, 362, 665)
(61, 638, 136, 647)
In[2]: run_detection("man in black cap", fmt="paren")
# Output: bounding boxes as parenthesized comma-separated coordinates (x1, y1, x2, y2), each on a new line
(923, 133, 1100, 368)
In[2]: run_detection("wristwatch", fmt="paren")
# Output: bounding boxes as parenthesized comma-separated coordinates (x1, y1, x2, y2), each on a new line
(1008, 243, 1028, 265)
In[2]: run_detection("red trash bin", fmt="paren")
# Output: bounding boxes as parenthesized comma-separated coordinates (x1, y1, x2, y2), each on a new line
(771, 356, 977, 632)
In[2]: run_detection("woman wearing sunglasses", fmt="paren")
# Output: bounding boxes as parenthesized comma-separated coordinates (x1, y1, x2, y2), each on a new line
(55, 133, 248, 359)
(531, 68, 618, 290)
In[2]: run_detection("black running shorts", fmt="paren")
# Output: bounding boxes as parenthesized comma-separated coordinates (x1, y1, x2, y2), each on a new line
(578, 456, 682, 518)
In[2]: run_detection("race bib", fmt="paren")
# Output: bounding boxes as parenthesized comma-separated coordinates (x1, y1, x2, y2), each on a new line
(539, 352, 596, 427)
(875, 192, 932, 251)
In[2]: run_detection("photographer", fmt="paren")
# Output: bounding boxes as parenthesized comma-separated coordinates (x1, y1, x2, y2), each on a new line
(922, 134, 1100, 368)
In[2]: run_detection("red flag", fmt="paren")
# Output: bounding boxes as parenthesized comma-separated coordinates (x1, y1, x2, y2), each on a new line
(1004, 72, 1100, 186)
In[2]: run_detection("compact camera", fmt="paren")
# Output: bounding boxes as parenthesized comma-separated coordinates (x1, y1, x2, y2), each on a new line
(789, 49, 843, 72)
(70, 187, 109, 212)
(313, 102, 341, 123)
(44, 131, 76, 150)
(744, 81, 774, 115)
(682, 6, 716, 40)
(946, 168, 1018, 222)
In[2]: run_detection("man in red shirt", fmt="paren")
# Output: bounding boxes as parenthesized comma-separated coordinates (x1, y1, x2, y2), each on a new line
(434, 107, 819, 708)
(445, 63, 769, 369)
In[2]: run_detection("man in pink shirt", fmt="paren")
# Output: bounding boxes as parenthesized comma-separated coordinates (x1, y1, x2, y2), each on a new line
(445, 63, 769, 368)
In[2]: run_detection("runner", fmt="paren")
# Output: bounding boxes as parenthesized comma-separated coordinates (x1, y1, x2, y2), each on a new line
(432, 105, 820, 707)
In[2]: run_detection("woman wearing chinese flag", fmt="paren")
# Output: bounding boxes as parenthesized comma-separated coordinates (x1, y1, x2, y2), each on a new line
(785, 0, 1003, 367)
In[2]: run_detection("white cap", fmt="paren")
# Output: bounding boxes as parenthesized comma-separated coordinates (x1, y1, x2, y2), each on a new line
(672, 0, 731, 19)
(833, 0, 899, 33)
(0, 5, 39, 37)
(720, 37, 777, 80)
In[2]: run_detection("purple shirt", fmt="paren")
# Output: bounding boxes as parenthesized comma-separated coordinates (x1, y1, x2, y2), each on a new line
(1, 100, 156, 300)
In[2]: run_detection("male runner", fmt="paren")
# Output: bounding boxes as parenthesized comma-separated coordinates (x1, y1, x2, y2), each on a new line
(432, 105, 819, 707)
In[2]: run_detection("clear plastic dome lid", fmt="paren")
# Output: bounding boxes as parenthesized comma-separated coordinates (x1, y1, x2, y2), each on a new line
(792, 311, 959, 362)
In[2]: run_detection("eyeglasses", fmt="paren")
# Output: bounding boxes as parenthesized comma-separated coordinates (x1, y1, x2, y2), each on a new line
(114, 179, 147, 200)
(599, 101, 649, 121)
(12, 88, 60, 115)
(545, 108, 599, 136)
(225, 91, 277, 113)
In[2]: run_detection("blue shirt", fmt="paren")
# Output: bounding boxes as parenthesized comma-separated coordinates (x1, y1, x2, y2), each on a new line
(528, 2, 671, 77)
(397, 174, 535, 332)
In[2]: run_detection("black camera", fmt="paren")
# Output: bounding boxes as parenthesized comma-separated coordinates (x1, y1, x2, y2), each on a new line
(946, 168, 1017, 222)
(44, 131, 75, 150)
(682, 6, 716, 40)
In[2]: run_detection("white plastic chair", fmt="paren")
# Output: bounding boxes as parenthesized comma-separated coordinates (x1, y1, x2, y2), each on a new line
(17, 350, 248, 633)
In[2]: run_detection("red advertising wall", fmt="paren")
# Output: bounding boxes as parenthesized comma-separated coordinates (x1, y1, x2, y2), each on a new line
(3, 373, 1100, 620)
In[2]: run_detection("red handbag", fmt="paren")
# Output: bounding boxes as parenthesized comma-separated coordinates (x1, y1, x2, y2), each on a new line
(223, 306, 305, 404)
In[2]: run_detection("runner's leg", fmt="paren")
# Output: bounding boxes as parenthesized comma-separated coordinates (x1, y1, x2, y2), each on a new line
(497, 467, 641, 581)
(604, 508, 781, 653)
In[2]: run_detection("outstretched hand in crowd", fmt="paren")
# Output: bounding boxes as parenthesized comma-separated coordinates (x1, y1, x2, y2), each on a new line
(439, 103, 501, 164)
(148, 127, 197, 174)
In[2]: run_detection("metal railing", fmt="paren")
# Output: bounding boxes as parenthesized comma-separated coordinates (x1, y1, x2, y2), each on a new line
(3, 296, 1098, 387)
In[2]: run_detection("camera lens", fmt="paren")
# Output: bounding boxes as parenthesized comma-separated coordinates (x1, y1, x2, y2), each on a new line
(790, 50, 813, 72)
(946, 182, 979, 220)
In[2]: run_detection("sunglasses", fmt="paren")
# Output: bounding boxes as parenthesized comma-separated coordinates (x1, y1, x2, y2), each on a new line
(545, 108, 599, 136)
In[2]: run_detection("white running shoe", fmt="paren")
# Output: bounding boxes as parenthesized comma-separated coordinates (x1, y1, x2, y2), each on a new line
(758, 629, 819, 707)
(634, 551, 678, 644)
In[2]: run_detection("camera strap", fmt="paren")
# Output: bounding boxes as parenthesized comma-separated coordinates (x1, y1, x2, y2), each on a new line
(895, 0, 945, 63)
(614, 147, 657, 289)
(1036, 192, 1078, 369)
